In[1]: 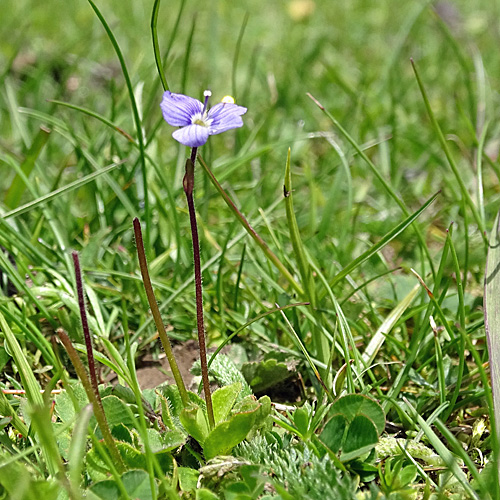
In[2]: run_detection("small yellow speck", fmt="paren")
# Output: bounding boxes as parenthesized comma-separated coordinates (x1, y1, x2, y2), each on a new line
(221, 95, 235, 104)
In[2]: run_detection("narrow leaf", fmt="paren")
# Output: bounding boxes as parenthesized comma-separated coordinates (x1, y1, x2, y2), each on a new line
(87, 0, 150, 247)
(5, 126, 51, 209)
(411, 58, 487, 244)
(404, 398, 480, 499)
(68, 404, 93, 489)
(0, 313, 43, 407)
(3, 159, 125, 220)
(330, 191, 439, 288)
(362, 283, 420, 366)
(484, 209, 500, 487)
(150, 0, 169, 91)
(284, 148, 313, 301)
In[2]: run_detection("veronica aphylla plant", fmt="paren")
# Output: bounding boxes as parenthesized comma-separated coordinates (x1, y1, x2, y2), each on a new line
(159, 90, 247, 428)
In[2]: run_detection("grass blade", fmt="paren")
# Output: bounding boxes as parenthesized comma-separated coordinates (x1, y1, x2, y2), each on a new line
(2, 160, 125, 220)
(279, 307, 332, 399)
(284, 149, 329, 369)
(329, 191, 440, 289)
(198, 154, 304, 296)
(308, 258, 358, 393)
(87, 0, 150, 248)
(4, 126, 51, 209)
(232, 12, 249, 98)
(0, 391, 28, 437)
(307, 92, 436, 277)
(362, 284, 420, 366)
(316, 134, 352, 242)
(441, 228, 466, 421)
(68, 404, 93, 495)
(284, 149, 314, 301)
(0, 313, 61, 476)
(151, 0, 169, 91)
(47, 100, 135, 142)
(207, 302, 310, 368)
(403, 398, 480, 499)
(484, 209, 500, 487)
(180, 15, 196, 94)
(0, 315, 47, 408)
(29, 404, 66, 483)
(0, 305, 54, 367)
(18, 107, 138, 218)
(410, 58, 487, 245)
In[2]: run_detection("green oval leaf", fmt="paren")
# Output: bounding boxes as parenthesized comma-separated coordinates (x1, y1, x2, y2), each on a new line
(320, 414, 347, 454)
(340, 415, 379, 462)
(147, 428, 186, 453)
(292, 405, 311, 438)
(212, 382, 241, 425)
(330, 394, 385, 434)
(101, 395, 135, 429)
(204, 404, 260, 459)
(180, 405, 209, 445)
(90, 469, 157, 500)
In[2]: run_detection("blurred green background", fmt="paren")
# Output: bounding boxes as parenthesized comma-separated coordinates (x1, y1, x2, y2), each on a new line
(1, 0, 499, 319)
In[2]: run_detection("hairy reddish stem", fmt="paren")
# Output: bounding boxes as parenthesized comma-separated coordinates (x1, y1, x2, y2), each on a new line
(72, 252, 101, 404)
(183, 154, 215, 429)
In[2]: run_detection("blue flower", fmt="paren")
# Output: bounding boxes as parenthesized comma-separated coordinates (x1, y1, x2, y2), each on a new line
(160, 90, 247, 147)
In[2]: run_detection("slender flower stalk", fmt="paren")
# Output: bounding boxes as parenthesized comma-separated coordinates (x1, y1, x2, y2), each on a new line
(161, 89, 247, 430)
(72, 252, 101, 407)
(133, 217, 189, 407)
(183, 156, 214, 429)
(63, 251, 125, 471)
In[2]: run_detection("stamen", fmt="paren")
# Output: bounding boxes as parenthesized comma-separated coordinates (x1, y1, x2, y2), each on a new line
(202, 90, 212, 114)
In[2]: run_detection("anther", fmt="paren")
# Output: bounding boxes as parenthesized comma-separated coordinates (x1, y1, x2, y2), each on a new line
(202, 90, 212, 114)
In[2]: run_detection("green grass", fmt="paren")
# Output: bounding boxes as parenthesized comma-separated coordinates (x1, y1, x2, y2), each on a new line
(0, 0, 499, 498)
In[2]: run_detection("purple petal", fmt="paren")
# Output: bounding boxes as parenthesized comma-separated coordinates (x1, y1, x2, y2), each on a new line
(172, 124, 210, 147)
(160, 91, 203, 127)
(207, 102, 247, 134)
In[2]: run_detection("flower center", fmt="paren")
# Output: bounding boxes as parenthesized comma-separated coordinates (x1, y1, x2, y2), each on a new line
(191, 90, 213, 127)
(191, 112, 212, 127)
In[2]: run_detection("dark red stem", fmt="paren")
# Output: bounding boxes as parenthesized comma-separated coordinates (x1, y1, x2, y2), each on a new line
(72, 251, 102, 410)
(183, 152, 215, 429)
